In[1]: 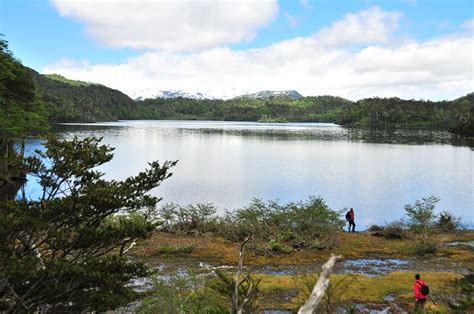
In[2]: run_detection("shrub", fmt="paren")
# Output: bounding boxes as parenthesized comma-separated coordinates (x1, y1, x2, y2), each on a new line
(0, 136, 177, 312)
(404, 196, 439, 233)
(268, 239, 292, 254)
(157, 244, 195, 254)
(139, 272, 227, 313)
(157, 203, 219, 235)
(382, 221, 409, 240)
(413, 234, 439, 255)
(448, 271, 474, 310)
(219, 197, 344, 254)
(368, 224, 384, 232)
(437, 211, 461, 232)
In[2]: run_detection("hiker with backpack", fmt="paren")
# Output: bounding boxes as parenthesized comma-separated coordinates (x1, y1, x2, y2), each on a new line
(345, 208, 356, 232)
(414, 273, 430, 311)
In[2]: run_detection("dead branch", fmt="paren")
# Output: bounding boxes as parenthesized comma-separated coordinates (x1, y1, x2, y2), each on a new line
(232, 235, 252, 314)
(298, 254, 342, 314)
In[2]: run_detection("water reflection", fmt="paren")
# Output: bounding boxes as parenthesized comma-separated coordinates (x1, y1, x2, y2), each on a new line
(52, 121, 473, 147)
(23, 120, 474, 228)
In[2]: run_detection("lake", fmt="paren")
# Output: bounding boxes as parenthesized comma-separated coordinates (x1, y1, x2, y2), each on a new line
(24, 120, 474, 229)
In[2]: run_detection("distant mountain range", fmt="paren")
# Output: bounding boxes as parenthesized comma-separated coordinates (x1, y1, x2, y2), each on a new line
(131, 89, 303, 100)
(234, 90, 302, 100)
(132, 89, 216, 101)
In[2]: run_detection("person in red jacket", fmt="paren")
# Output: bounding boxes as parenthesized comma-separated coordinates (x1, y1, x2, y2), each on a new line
(414, 274, 428, 310)
(345, 208, 355, 232)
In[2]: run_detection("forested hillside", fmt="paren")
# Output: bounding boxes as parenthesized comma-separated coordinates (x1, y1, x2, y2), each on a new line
(20, 68, 473, 136)
(30, 69, 139, 122)
(136, 95, 352, 122)
(137, 94, 473, 136)
(0, 38, 47, 186)
(333, 94, 474, 135)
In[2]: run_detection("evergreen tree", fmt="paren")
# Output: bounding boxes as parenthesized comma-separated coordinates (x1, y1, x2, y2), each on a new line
(0, 135, 177, 312)
(0, 35, 47, 184)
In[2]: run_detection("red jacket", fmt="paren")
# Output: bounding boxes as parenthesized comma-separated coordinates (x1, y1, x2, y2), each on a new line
(414, 279, 427, 300)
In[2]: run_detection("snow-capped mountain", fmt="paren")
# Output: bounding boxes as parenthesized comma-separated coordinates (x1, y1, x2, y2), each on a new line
(235, 90, 303, 100)
(131, 89, 303, 101)
(132, 89, 216, 101)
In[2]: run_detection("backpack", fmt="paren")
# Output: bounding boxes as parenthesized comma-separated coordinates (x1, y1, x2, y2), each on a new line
(420, 283, 429, 296)
(345, 212, 350, 220)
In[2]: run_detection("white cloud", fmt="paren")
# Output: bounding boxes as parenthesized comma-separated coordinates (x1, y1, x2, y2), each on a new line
(44, 7, 473, 101)
(313, 6, 402, 47)
(51, 0, 279, 52)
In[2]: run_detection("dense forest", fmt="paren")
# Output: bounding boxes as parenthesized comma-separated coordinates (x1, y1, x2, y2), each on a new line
(31, 71, 473, 136)
(30, 70, 138, 122)
(135, 94, 473, 136)
(0, 37, 47, 188)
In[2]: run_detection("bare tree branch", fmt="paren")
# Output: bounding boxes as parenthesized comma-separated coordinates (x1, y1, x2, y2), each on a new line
(232, 235, 251, 314)
(298, 254, 342, 314)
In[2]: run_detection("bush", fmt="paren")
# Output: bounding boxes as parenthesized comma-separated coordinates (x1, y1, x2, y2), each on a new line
(413, 234, 439, 255)
(219, 197, 344, 254)
(139, 272, 227, 313)
(157, 203, 219, 234)
(404, 196, 439, 233)
(370, 221, 409, 239)
(157, 244, 195, 254)
(368, 224, 384, 232)
(448, 271, 474, 310)
(437, 211, 461, 232)
(268, 239, 292, 254)
(0, 136, 178, 312)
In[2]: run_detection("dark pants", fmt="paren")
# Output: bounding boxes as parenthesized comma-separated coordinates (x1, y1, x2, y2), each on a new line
(415, 298, 426, 311)
(348, 220, 355, 232)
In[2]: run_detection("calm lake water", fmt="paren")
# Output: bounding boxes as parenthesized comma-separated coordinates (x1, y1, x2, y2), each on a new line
(25, 120, 474, 229)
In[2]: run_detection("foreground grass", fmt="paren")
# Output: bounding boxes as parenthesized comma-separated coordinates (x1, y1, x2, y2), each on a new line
(255, 271, 461, 311)
(131, 230, 473, 312)
(132, 230, 474, 266)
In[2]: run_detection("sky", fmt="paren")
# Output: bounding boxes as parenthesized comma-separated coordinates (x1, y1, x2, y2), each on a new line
(1, 0, 473, 100)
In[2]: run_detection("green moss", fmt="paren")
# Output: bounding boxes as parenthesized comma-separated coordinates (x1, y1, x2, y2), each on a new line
(156, 244, 195, 254)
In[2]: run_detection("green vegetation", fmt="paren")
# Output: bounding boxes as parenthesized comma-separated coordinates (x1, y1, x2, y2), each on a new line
(135, 93, 473, 137)
(156, 197, 344, 255)
(1, 33, 473, 312)
(158, 203, 219, 234)
(0, 36, 47, 185)
(31, 69, 139, 122)
(157, 244, 195, 254)
(1, 34, 469, 135)
(0, 135, 177, 312)
(369, 221, 409, 240)
(139, 272, 228, 313)
(23, 62, 474, 137)
(44, 73, 90, 87)
(449, 271, 474, 311)
(135, 95, 350, 122)
(221, 197, 344, 252)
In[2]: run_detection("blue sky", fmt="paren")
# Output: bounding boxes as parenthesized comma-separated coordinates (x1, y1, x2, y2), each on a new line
(1, 0, 473, 100)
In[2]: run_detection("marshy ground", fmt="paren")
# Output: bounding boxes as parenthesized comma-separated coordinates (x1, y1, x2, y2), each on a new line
(129, 230, 474, 313)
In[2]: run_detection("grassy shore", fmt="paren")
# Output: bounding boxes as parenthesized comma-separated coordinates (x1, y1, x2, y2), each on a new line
(133, 230, 474, 265)
(131, 230, 474, 312)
